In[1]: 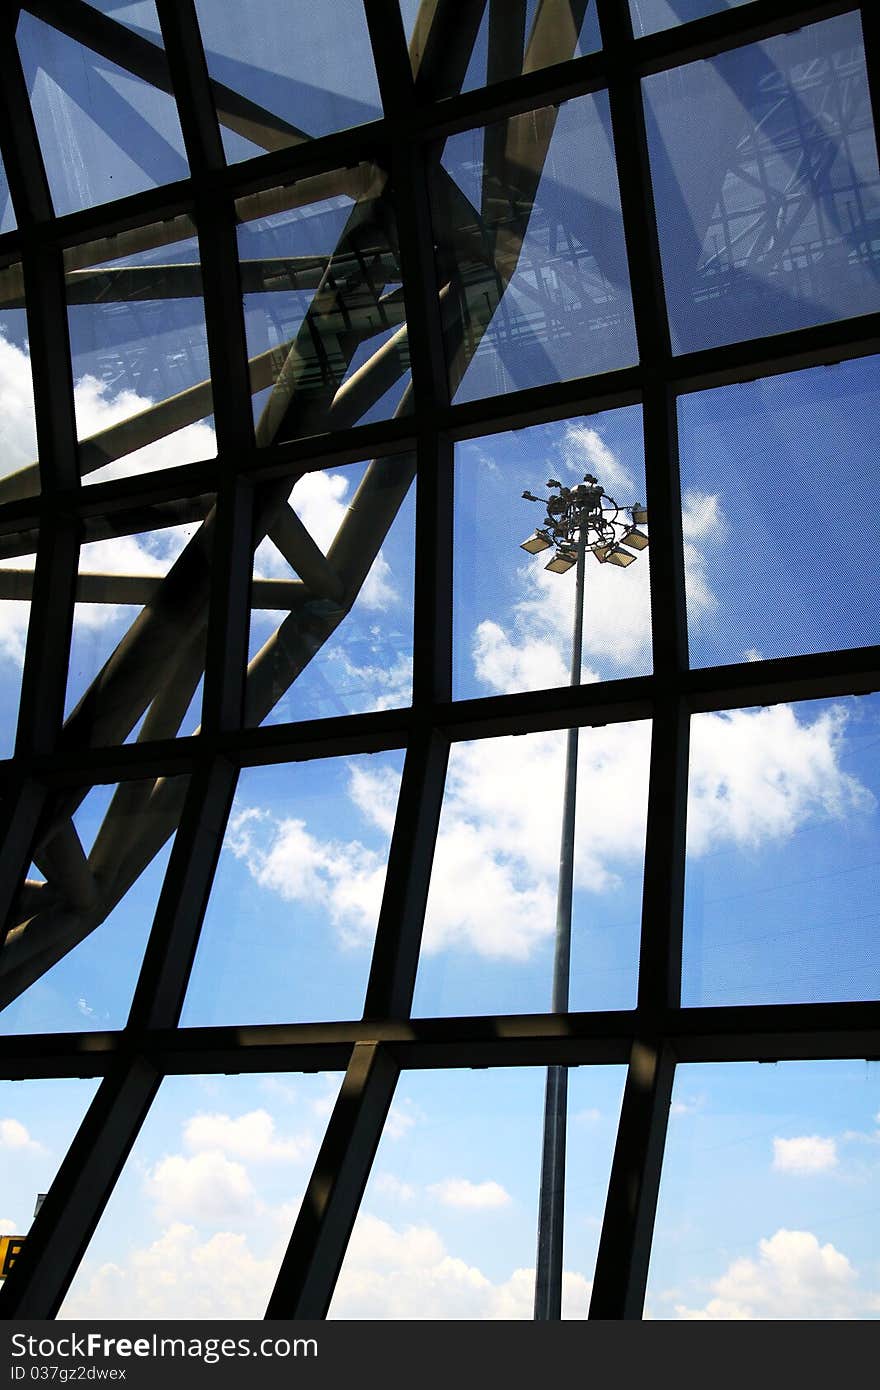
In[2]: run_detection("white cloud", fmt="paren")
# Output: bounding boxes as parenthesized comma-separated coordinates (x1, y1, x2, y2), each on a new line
(385, 1102, 419, 1141)
(183, 1109, 313, 1164)
(144, 1150, 255, 1226)
(562, 424, 634, 499)
(772, 1136, 839, 1175)
(674, 1229, 868, 1320)
(374, 1172, 416, 1203)
(0, 1118, 43, 1153)
(330, 1212, 591, 1320)
(427, 1179, 511, 1210)
(0, 1217, 19, 1234)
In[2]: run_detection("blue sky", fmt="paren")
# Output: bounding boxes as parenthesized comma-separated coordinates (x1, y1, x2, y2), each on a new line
(1, 1, 880, 1321)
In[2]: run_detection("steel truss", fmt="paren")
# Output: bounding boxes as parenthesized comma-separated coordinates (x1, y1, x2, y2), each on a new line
(0, 0, 876, 1320)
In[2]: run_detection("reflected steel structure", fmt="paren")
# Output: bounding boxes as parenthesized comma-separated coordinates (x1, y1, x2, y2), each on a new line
(0, 0, 876, 1321)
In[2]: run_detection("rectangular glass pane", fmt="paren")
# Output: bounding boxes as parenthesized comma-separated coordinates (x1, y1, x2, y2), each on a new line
(60, 1072, 342, 1318)
(433, 90, 637, 404)
(236, 170, 410, 442)
(646, 1060, 880, 1319)
(17, 8, 188, 215)
(684, 694, 880, 1006)
(246, 456, 414, 727)
(400, 0, 601, 97)
(412, 723, 649, 1017)
(0, 262, 39, 501)
(65, 217, 216, 485)
(680, 357, 880, 667)
(332, 1065, 624, 1319)
(1, 775, 190, 1034)
(0, 534, 36, 758)
(182, 750, 405, 1027)
(453, 408, 649, 701)
(64, 508, 213, 746)
(194, 0, 382, 163)
(0, 1079, 102, 1274)
(644, 12, 880, 353)
(630, 0, 752, 37)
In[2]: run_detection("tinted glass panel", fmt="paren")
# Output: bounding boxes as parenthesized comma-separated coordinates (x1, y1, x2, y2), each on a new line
(646, 1060, 880, 1319)
(1, 776, 190, 1034)
(453, 409, 649, 701)
(182, 751, 405, 1026)
(644, 13, 880, 353)
(61, 1072, 342, 1318)
(17, 10, 188, 215)
(630, 0, 752, 37)
(413, 724, 648, 1017)
(681, 357, 880, 667)
(433, 91, 637, 403)
(684, 695, 880, 1006)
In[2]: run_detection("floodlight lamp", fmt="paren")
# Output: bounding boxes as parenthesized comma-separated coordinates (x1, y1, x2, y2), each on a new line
(623, 528, 649, 550)
(631, 504, 648, 525)
(520, 531, 552, 554)
(606, 546, 636, 567)
(547, 479, 562, 488)
(545, 551, 577, 574)
(592, 545, 611, 563)
(583, 473, 597, 484)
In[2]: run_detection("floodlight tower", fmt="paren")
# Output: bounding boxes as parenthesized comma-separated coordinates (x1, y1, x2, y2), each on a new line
(520, 475, 649, 1321)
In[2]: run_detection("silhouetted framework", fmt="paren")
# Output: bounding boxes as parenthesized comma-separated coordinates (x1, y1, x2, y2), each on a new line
(0, 0, 878, 1320)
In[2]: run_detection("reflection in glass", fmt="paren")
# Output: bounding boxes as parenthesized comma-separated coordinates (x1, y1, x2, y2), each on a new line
(644, 12, 880, 353)
(60, 1072, 342, 1319)
(0, 776, 190, 1035)
(399, 0, 601, 97)
(684, 694, 880, 1006)
(412, 725, 648, 1018)
(646, 1061, 880, 1320)
(329, 1064, 624, 1319)
(64, 512, 212, 746)
(433, 92, 636, 403)
(0, 263, 38, 499)
(0, 150, 14, 233)
(680, 356, 880, 667)
(453, 408, 649, 701)
(16, 9, 188, 215)
(194, 0, 382, 164)
(0, 1079, 102, 1256)
(64, 218, 216, 487)
(247, 457, 415, 726)
(236, 171, 410, 443)
(630, 0, 751, 38)
(182, 750, 405, 1027)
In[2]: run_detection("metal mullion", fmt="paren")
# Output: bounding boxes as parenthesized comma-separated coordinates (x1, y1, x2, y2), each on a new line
(155, 0, 225, 175)
(0, 1056, 161, 1316)
(588, 1038, 675, 1320)
(265, 1040, 400, 1318)
(126, 757, 238, 1031)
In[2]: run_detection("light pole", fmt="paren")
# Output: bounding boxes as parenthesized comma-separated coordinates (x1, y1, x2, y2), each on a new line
(519, 474, 649, 1321)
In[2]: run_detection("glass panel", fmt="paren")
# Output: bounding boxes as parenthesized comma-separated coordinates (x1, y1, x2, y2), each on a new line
(0, 262, 39, 499)
(247, 457, 415, 726)
(236, 170, 410, 443)
(331, 1065, 624, 1318)
(60, 1072, 342, 1318)
(681, 357, 880, 667)
(0, 535, 37, 760)
(182, 750, 405, 1027)
(0, 151, 14, 233)
(65, 217, 216, 486)
(194, 0, 382, 164)
(1, 775, 190, 1034)
(453, 408, 649, 701)
(412, 723, 649, 1017)
(684, 694, 880, 1006)
(84, 3, 163, 38)
(433, 91, 637, 404)
(630, 0, 752, 37)
(17, 10, 188, 215)
(644, 12, 880, 354)
(64, 510, 213, 746)
(0, 1079, 102, 1275)
(646, 1060, 880, 1319)
(400, 0, 601, 97)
